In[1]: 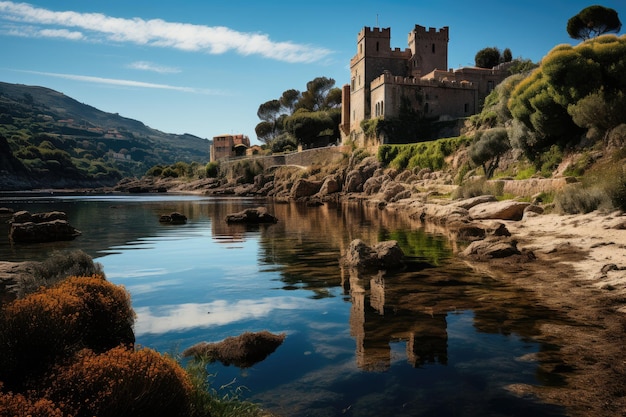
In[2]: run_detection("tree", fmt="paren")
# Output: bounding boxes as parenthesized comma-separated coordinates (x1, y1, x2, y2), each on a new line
(567, 5, 621, 40)
(475, 47, 501, 68)
(469, 128, 511, 178)
(255, 100, 282, 143)
(295, 77, 336, 111)
(502, 48, 513, 63)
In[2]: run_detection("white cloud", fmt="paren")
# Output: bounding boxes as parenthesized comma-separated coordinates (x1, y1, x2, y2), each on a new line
(19, 69, 223, 94)
(39, 28, 83, 40)
(0, 1, 333, 63)
(128, 61, 181, 74)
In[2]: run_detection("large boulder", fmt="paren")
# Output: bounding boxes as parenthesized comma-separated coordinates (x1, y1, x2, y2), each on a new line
(469, 200, 531, 221)
(225, 207, 278, 224)
(462, 237, 521, 258)
(291, 178, 323, 199)
(343, 239, 405, 270)
(317, 175, 341, 197)
(8, 211, 81, 243)
(9, 219, 81, 243)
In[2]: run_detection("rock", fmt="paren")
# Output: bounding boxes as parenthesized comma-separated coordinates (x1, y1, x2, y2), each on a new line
(363, 176, 384, 195)
(159, 212, 187, 224)
(317, 175, 341, 197)
(343, 239, 405, 270)
(225, 207, 278, 224)
(9, 219, 81, 243)
(0, 207, 15, 216)
(291, 178, 323, 199)
(182, 331, 286, 368)
(462, 237, 521, 258)
(11, 210, 68, 224)
(408, 203, 470, 225)
(469, 200, 531, 221)
(344, 156, 381, 193)
(452, 195, 498, 210)
(381, 182, 406, 202)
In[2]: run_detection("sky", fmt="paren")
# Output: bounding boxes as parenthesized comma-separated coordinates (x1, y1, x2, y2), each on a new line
(0, 1, 624, 145)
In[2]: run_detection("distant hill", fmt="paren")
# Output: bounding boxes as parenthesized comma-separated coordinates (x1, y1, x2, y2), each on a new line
(0, 81, 211, 189)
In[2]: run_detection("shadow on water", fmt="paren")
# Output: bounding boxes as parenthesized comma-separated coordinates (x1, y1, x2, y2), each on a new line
(0, 194, 571, 416)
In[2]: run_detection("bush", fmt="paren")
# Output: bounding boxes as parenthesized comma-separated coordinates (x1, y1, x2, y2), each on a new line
(43, 346, 193, 417)
(554, 184, 612, 214)
(452, 177, 504, 199)
(21, 250, 104, 296)
(205, 161, 220, 178)
(0, 389, 63, 417)
(0, 275, 134, 387)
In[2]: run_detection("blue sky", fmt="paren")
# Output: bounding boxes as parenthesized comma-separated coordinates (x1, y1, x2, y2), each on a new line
(0, 1, 623, 145)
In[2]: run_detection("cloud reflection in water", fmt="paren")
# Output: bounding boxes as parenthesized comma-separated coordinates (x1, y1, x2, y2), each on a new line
(134, 297, 311, 336)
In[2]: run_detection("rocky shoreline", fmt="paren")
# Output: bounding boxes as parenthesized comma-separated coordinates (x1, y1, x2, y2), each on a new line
(120, 161, 625, 416)
(2, 156, 626, 416)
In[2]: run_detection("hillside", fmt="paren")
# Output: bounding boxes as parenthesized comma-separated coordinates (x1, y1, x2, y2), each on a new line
(0, 82, 211, 189)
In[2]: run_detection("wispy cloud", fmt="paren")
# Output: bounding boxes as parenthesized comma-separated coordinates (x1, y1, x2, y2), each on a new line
(128, 61, 181, 74)
(0, 1, 333, 63)
(19, 69, 223, 94)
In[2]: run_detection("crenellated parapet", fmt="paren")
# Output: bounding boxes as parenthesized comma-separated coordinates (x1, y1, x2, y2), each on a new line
(370, 72, 474, 90)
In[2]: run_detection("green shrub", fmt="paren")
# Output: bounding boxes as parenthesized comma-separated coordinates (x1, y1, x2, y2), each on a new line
(205, 161, 220, 178)
(452, 177, 504, 199)
(22, 250, 104, 295)
(554, 184, 612, 214)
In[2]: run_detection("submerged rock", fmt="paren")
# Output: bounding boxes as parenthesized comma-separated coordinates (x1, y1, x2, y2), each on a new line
(159, 212, 187, 224)
(182, 331, 286, 368)
(225, 207, 278, 224)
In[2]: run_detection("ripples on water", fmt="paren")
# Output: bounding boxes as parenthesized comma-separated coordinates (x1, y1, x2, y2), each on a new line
(0, 194, 568, 416)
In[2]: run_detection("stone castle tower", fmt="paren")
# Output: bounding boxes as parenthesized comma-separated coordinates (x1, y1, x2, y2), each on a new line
(344, 25, 449, 136)
(341, 23, 507, 147)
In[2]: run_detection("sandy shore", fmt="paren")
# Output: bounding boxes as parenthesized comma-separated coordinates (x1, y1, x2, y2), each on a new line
(468, 210, 626, 416)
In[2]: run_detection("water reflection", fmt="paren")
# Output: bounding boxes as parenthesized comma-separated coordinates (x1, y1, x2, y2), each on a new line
(0, 194, 568, 416)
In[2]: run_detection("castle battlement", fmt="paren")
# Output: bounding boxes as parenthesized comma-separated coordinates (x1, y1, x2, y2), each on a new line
(371, 72, 474, 90)
(412, 24, 449, 36)
(358, 26, 391, 39)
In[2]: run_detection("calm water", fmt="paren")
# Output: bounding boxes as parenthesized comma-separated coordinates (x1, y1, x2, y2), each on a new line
(0, 193, 567, 417)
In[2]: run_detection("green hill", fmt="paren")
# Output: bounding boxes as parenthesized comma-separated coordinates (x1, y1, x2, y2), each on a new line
(0, 82, 211, 190)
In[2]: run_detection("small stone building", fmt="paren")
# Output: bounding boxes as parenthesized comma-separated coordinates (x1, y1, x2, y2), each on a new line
(210, 134, 250, 162)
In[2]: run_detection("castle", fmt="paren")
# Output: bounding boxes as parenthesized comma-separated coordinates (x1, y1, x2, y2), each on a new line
(340, 24, 510, 146)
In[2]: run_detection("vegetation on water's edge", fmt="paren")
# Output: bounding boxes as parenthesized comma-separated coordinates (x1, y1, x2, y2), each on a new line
(0, 251, 272, 417)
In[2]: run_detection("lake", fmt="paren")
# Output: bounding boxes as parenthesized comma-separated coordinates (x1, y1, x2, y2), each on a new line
(0, 193, 568, 416)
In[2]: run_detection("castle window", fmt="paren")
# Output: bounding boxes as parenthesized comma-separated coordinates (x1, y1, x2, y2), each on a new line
(432, 43, 435, 53)
(359, 43, 363, 55)
(376, 41, 379, 52)
(351, 78, 355, 91)
(464, 103, 469, 113)
(424, 103, 429, 114)
(381, 101, 384, 116)
(487, 81, 494, 92)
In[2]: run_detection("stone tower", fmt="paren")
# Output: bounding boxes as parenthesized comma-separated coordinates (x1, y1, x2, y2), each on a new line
(407, 24, 449, 77)
(346, 27, 412, 134)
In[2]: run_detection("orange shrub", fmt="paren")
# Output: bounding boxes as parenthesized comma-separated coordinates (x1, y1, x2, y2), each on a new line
(0, 275, 135, 388)
(44, 346, 193, 417)
(0, 390, 63, 417)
